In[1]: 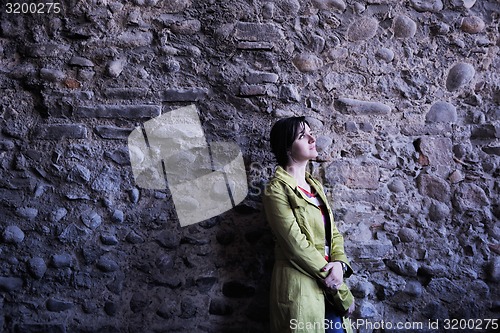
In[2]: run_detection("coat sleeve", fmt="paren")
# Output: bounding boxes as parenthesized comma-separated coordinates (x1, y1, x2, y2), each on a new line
(262, 182, 329, 280)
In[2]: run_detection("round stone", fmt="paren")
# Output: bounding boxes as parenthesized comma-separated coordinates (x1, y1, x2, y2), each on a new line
(393, 15, 417, 38)
(292, 53, 323, 72)
(410, 0, 443, 12)
(312, 0, 346, 11)
(487, 257, 500, 282)
(428, 202, 450, 222)
(81, 210, 102, 230)
(358, 301, 378, 318)
(446, 63, 475, 92)
(51, 253, 72, 268)
(96, 257, 119, 272)
(425, 101, 457, 123)
(126, 231, 145, 244)
(164, 60, 180, 73)
(107, 59, 125, 78)
(129, 188, 140, 203)
(398, 227, 418, 242)
(28, 257, 47, 279)
(461, 16, 485, 34)
(51, 208, 68, 223)
(376, 47, 395, 62)
(388, 179, 405, 193)
(404, 281, 423, 297)
(170, 20, 201, 35)
(111, 209, 124, 224)
(15, 207, 38, 220)
(316, 136, 333, 153)
(448, 170, 464, 184)
(347, 17, 378, 41)
(463, 0, 476, 9)
(2, 225, 25, 244)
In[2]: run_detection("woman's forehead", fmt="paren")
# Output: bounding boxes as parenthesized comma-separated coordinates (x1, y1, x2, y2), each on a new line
(299, 122, 311, 131)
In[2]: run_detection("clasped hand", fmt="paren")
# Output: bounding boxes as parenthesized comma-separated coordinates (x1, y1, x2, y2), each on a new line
(321, 261, 356, 316)
(321, 261, 344, 290)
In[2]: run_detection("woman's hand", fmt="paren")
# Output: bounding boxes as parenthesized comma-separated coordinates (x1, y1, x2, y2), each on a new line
(321, 261, 344, 290)
(347, 301, 355, 316)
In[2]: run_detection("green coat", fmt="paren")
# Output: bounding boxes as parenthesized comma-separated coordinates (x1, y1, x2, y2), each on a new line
(262, 166, 354, 333)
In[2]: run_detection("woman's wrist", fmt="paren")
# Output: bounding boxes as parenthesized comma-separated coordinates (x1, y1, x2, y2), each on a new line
(333, 260, 347, 276)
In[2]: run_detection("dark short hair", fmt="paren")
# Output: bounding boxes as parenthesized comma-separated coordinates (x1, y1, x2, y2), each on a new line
(270, 116, 309, 167)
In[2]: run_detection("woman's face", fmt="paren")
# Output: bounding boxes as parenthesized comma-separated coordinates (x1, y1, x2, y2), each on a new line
(289, 123, 317, 164)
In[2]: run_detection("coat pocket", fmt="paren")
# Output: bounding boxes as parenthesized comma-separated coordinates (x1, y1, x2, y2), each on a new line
(324, 283, 354, 316)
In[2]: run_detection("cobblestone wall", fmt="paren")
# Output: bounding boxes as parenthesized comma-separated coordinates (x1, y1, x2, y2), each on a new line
(0, 0, 499, 332)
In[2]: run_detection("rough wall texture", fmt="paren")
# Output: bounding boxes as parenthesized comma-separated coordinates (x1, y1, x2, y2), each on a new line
(0, 0, 499, 332)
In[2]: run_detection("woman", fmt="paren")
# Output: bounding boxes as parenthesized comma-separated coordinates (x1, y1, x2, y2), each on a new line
(262, 117, 355, 333)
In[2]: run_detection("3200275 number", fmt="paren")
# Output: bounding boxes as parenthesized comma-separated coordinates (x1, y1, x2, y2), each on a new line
(5, 2, 61, 14)
(443, 318, 498, 330)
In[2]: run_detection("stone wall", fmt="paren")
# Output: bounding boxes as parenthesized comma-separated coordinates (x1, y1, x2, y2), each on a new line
(0, 0, 499, 332)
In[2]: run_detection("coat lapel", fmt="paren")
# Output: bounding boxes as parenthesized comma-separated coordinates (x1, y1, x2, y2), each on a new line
(274, 166, 324, 210)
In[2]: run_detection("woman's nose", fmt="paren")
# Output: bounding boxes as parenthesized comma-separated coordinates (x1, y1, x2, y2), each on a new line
(308, 134, 315, 143)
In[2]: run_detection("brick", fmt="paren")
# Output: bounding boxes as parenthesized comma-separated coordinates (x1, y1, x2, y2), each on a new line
(42, 91, 94, 118)
(471, 124, 500, 140)
(0, 276, 23, 291)
(46, 298, 74, 312)
(69, 56, 94, 67)
(237, 41, 274, 50)
(103, 88, 150, 99)
(245, 72, 279, 84)
(347, 240, 393, 259)
(116, 31, 153, 47)
(239, 84, 267, 96)
(94, 126, 134, 139)
(162, 88, 209, 102)
(482, 146, 500, 155)
(33, 124, 88, 140)
(335, 98, 391, 115)
(74, 105, 161, 119)
(40, 68, 66, 82)
(234, 22, 283, 42)
(169, 19, 201, 35)
(42, 97, 72, 118)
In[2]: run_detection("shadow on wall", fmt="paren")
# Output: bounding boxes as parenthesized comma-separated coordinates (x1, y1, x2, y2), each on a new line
(206, 207, 274, 333)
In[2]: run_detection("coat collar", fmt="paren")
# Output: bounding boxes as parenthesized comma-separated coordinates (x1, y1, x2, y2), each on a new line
(274, 166, 299, 188)
(274, 166, 329, 207)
